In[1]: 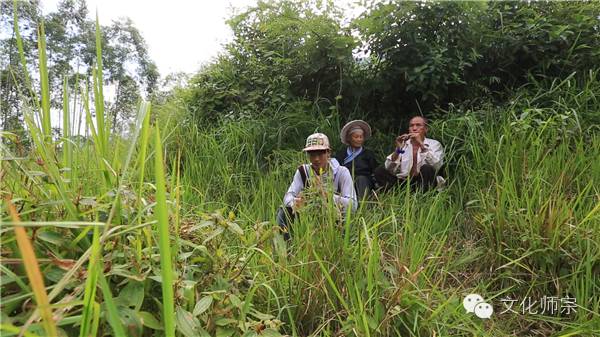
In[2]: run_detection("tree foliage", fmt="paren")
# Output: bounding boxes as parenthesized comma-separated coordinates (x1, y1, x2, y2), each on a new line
(0, 0, 41, 133)
(183, 0, 355, 123)
(178, 0, 600, 128)
(354, 0, 600, 120)
(1, 0, 159, 134)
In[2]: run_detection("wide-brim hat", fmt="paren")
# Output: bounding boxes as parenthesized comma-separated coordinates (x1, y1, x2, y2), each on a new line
(303, 133, 331, 152)
(340, 120, 371, 145)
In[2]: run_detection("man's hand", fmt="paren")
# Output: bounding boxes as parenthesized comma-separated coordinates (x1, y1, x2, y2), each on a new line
(293, 196, 304, 211)
(395, 134, 409, 149)
(391, 134, 409, 160)
(313, 175, 329, 199)
(409, 133, 426, 150)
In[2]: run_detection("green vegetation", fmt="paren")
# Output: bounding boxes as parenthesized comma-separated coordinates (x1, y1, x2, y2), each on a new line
(2, 1, 599, 336)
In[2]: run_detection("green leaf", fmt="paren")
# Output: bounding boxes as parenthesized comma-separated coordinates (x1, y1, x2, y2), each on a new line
(108, 266, 146, 282)
(367, 314, 378, 330)
(98, 272, 127, 337)
(229, 294, 242, 308)
(242, 332, 258, 337)
(37, 230, 65, 245)
(261, 329, 282, 337)
(190, 221, 215, 231)
(216, 327, 235, 337)
(215, 317, 237, 326)
(116, 281, 144, 310)
(25, 170, 47, 177)
(248, 310, 274, 321)
(138, 311, 162, 330)
(193, 296, 213, 316)
(197, 327, 211, 337)
(227, 221, 244, 236)
(116, 307, 143, 336)
(176, 307, 202, 337)
(203, 226, 224, 244)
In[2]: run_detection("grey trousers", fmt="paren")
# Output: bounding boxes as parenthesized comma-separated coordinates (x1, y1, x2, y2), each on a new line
(355, 175, 374, 201)
(276, 206, 295, 241)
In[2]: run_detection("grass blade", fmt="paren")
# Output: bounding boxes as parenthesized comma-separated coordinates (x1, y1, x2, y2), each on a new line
(4, 197, 57, 337)
(97, 270, 126, 337)
(154, 126, 176, 337)
(93, 12, 107, 156)
(78, 225, 102, 337)
(12, 0, 37, 107)
(62, 76, 72, 178)
(37, 20, 51, 139)
(0, 324, 42, 337)
(311, 248, 349, 312)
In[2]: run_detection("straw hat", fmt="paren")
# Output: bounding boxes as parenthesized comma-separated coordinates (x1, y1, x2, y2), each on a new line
(340, 120, 371, 145)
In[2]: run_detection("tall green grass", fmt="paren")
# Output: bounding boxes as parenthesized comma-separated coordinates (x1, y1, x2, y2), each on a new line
(154, 126, 176, 337)
(1, 8, 174, 337)
(166, 75, 599, 335)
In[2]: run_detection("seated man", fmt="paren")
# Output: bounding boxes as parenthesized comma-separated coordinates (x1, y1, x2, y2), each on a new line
(277, 133, 357, 240)
(374, 116, 444, 191)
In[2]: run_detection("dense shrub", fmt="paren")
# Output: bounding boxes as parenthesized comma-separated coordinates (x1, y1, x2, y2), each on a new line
(353, 1, 600, 122)
(182, 0, 354, 124)
(174, 0, 600, 128)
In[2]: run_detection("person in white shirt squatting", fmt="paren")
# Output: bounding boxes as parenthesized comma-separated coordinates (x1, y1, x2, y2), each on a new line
(276, 133, 358, 240)
(374, 116, 444, 191)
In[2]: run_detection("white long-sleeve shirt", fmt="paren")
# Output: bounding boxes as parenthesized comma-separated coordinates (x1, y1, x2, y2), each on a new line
(283, 158, 357, 212)
(384, 138, 444, 178)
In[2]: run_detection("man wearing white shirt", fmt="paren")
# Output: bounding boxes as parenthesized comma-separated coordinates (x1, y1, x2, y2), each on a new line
(374, 116, 444, 191)
(277, 133, 357, 240)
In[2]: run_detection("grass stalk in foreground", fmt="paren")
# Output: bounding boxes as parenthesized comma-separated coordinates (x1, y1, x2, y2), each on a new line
(12, 0, 36, 107)
(97, 270, 126, 337)
(13, 2, 79, 220)
(0, 324, 42, 337)
(5, 198, 57, 337)
(36, 20, 51, 139)
(61, 77, 72, 181)
(78, 225, 102, 337)
(154, 126, 176, 337)
(136, 103, 152, 263)
(93, 11, 107, 157)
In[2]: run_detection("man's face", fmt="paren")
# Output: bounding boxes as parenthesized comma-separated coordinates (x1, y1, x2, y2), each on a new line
(349, 132, 364, 148)
(307, 150, 330, 172)
(409, 117, 428, 139)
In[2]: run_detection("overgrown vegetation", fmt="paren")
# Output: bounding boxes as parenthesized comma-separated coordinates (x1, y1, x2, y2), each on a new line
(179, 0, 600, 127)
(2, 0, 599, 336)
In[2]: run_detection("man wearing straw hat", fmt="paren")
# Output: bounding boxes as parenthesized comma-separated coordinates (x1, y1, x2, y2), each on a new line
(334, 120, 379, 201)
(374, 116, 444, 191)
(276, 133, 357, 240)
